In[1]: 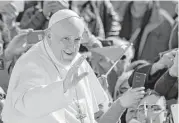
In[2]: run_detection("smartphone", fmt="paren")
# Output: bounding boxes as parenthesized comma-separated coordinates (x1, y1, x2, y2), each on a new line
(132, 72, 146, 88)
(26, 30, 45, 44)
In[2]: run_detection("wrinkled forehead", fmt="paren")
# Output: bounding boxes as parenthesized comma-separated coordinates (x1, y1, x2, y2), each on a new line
(50, 17, 85, 39)
(139, 94, 166, 108)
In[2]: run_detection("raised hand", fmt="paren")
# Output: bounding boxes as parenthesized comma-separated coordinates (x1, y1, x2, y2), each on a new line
(63, 55, 89, 92)
(119, 87, 145, 108)
(4, 32, 33, 61)
(157, 49, 177, 68)
(151, 49, 177, 75)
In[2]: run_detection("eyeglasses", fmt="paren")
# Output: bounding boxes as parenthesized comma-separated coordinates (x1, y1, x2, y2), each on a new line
(137, 104, 163, 112)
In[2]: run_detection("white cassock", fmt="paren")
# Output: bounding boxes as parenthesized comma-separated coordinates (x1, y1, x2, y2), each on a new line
(2, 39, 107, 123)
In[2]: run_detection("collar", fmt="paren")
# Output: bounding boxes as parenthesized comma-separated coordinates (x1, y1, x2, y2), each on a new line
(43, 38, 69, 70)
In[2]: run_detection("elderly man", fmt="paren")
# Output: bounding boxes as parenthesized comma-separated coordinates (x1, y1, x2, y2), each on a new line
(2, 10, 145, 123)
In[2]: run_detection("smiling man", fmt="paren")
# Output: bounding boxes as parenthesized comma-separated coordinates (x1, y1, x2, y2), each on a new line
(2, 9, 145, 123)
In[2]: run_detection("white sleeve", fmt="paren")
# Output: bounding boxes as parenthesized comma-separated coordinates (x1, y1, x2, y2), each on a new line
(85, 61, 108, 113)
(12, 62, 71, 118)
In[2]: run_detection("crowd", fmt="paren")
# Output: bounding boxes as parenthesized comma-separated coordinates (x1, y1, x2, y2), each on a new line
(0, 1, 178, 123)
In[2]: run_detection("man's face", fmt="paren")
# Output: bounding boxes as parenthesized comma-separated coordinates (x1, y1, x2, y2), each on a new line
(126, 94, 166, 123)
(49, 17, 84, 65)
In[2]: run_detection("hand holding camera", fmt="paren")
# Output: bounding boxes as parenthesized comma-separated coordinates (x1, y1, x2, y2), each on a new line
(151, 49, 177, 75)
(119, 87, 145, 108)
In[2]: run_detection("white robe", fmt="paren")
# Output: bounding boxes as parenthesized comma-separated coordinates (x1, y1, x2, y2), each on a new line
(2, 40, 107, 123)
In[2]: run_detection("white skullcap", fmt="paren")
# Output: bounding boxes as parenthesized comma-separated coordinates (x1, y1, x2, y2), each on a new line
(48, 9, 80, 28)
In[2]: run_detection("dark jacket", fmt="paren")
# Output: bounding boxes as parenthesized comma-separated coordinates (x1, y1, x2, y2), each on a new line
(154, 70, 178, 100)
(119, 1, 173, 62)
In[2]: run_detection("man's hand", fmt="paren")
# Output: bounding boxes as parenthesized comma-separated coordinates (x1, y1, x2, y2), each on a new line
(169, 50, 178, 77)
(151, 49, 177, 75)
(4, 32, 33, 61)
(119, 87, 145, 108)
(63, 55, 89, 92)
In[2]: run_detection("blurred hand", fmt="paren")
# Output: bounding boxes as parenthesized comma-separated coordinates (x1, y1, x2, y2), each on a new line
(1, 3, 17, 27)
(158, 49, 177, 68)
(4, 32, 33, 61)
(169, 50, 178, 77)
(119, 87, 145, 108)
(151, 49, 177, 75)
(63, 55, 89, 92)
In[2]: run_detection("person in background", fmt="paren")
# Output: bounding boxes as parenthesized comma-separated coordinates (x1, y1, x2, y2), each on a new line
(119, 1, 174, 62)
(20, 1, 69, 30)
(16, 1, 38, 22)
(69, 0, 120, 39)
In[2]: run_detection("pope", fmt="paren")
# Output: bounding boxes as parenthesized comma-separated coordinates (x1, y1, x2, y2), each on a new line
(2, 9, 145, 123)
